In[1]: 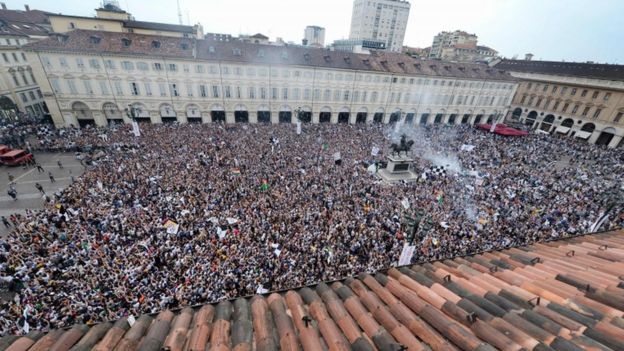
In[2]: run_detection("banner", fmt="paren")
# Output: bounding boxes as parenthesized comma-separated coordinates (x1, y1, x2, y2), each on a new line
(398, 244, 416, 266)
(460, 144, 475, 152)
(132, 121, 141, 137)
(371, 146, 380, 156)
(164, 220, 179, 234)
(296, 121, 302, 135)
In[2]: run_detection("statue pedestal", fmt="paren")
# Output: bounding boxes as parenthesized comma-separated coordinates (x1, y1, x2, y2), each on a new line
(378, 155, 419, 183)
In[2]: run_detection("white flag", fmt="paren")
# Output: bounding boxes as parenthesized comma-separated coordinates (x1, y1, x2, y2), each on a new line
(371, 146, 380, 156)
(401, 198, 410, 209)
(398, 244, 416, 266)
(296, 121, 302, 135)
(132, 121, 141, 137)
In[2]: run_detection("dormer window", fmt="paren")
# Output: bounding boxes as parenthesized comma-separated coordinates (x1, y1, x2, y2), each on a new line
(257, 49, 265, 57)
(413, 63, 421, 70)
(281, 51, 288, 59)
(323, 55, 331, 62)
(444, 65, 451, 70)
(303, 53, 310, 61)
(233, 48, 242, 56)
(121, 38, 131, 47)
(181, 43, 189, 50)
(208, 46, 216, 53)
(89, 36, 101, 44)
(151, 40, 161, 48)
(344, 57, 351, 64)
(430, 64, 437, 70)
(362, 59, 370, 65)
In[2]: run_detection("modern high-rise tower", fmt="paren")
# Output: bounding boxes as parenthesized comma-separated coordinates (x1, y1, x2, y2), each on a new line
(348, 0, 410, 52)
(303, 26, 325, 47)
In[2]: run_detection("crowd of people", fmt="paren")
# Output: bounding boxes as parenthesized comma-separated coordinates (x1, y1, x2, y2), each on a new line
(0, 121, 622, 335)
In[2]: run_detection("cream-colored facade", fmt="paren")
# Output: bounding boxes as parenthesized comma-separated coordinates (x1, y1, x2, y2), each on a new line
(506, 72, 624, 148)
(25, 32, 516, 128)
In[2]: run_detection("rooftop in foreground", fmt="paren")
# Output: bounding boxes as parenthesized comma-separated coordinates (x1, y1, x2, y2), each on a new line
(1, 229, 623, 350)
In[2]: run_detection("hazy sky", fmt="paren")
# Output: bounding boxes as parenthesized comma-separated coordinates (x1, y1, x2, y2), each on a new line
(14, 0, 623, 63)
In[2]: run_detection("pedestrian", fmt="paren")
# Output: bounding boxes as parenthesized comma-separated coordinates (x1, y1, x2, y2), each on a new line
(48, 171, 55, 183)
(57, 160, 63, 169)
(35, 182, 45, 194)
(2, 216, 10, 228)
(7, 188, 16, 201)
(8, 173, 14, 182)
(36, 163, 44, 172)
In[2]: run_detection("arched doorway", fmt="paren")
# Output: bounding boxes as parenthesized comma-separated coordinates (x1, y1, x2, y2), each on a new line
(235, 104, 249, 123)
(557, 118, 574, 134)
(0, 96, 18, 120)
(448, 114, 457, 125)
(356, 107, 367, 124)
(512, 107, 522, 120)
(540, 114, 555, 132)
(338, 107, 350, 124)
(103, 102, 123, 124)
(186, 104, 202, 123)
(279, 105, 292, 123)
(373, 108, 384, 123)
(257, 105, 270, 123)
(298, 106, 312, 123)
(474, 114, 483, 125)
(525, 111, 538, 127)
(130, 103, 151, 123)
(72, 101, 95, 128)
(461, 114, 471, 124)
(486, 114, 495, 124)
(160, 103, 177, 123)
(405, 110, 415, 124)
(576, 123, 595, 141)
(595, 127, 616, 146)
(434, 113, 443, 124)
(211, 104, 225, 123)
(420, 113, 429, 125)
(389, 110, 401, 124)
(319, 106, 331, 123)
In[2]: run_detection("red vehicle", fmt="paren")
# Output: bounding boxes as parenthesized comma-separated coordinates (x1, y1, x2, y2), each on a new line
(0, 149, 33, 166)
(0, 145, 9, 155)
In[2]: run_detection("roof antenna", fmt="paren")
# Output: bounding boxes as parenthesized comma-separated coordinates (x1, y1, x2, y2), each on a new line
(176, 0, 183, 25)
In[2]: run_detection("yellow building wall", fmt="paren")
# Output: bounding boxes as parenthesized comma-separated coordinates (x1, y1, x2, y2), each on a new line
(50, 16, 124, 33)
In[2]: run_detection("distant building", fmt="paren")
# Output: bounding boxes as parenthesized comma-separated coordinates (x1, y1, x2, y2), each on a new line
(349, 0, 410, 52)
(429, 30, 497, 63)
(331, 38, 386, 53)
(0, 3, 50, 120)
(495, 59, 624, 148)
(47, 0, 204, 38)
(402, 45, 429, 58)
(204, 32, 233, 42)
(239, 33, 270, 45)
(303, 26, 325, 48)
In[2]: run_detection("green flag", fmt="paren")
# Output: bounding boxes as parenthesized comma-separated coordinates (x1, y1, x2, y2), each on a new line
(322, 143, 329, 150)
(260, 182, 269, 191)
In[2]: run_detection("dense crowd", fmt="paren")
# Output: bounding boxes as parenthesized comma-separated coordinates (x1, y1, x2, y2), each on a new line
(0, 122, 622, 335)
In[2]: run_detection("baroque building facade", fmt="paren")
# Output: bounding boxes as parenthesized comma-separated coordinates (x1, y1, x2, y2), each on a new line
(24, 30, 517, 127)
(495, 59, 624, 148)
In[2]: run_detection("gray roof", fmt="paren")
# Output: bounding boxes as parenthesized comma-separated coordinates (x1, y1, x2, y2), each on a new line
(494, 59, 624, 82)
(24, 30, 516, 81)
(123, 20, 194, 34)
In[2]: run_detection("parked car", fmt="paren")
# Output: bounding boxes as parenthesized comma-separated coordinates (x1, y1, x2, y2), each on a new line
(0, 149, 33, 166)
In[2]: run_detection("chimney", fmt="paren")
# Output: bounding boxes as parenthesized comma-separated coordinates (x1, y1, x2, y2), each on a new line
(1, 3, 7, 10)
(25, 4, 30, 11)
(524, 53, 534, 61)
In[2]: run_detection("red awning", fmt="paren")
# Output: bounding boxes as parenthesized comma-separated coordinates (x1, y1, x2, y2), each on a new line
(476, 123, 529, 136)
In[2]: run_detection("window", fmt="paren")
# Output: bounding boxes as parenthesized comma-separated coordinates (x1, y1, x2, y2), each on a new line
(232, 48, 241, 56)
(195, 65, 205, 73)
(212, 85, 220, 98)
(88, 59, 100, 69)
(98, 80, 109, 95)
(21, 73, 28, 85)
(122, 38, 132, 47)
(153, 63, 163, 71)
(282, 88, 288, 100)
(137, 62, 149, 71)
(198, 85, 207, 97)
(159, 83, 167, 96)
(130, 82, 140, 95)
(151, 40, 161, 48)
(552, 86, 558, 93)
(343, 90, 351, 102)
(562, 103, 569, 112)
(544, 99, 551, 110)
(37, 89, 43, 98)
(89, 36, 101, 44)
(12, 53, 18, 62)
(122, 61, 134, 70)
(60, 57, 68, 67)
(293, 88, 299, 100)
(520, 95, 526, 104)
(353, 91, 360, 102)
(570, 88, 576, 95)
(581, 106, 590, 116)
(234, 67, 242, 76)
(186, 84, 193, 97)
(604, 93, 611, 101)
(67, 79, 78, 94)
(83, 80, 94, 94)
(560, 87, 567, 95)
(270, 69, 278, 78)
(581, 89, 588, 97)
(272, 87, 278, 100)
(183, 64, 190, 73)
(114, 81, 123, 95)
(248, 87, 255, 99)
(1, 53, 8, 63)
(536, 98, 542, 107)
(614, 112, 623, 123)
(221, 66, 229, 75)
(571, 104, 579, 114)
(371, 91, 378, 103)
(528, 96, 534, 106)
(28, 91, 36, 100)
(50, 78, 62, 93)
(76, 58, 85, 68)
(224, 86, 231, 98)
(592, 91, 599, 99)
(246, 68, 255, 76)
(104, 59, 116, 69)
(20, 93, 28, 103)
(42, 56, 52, 68)
(258, 68, 267, 77)
(260, 87, 267, 99)
(333, 90, 340, 101)
(167, 63, 177, 72)
(553, 101, 560, 110)
(282, 70, 290, 78)
(169, 83, 179, 96)
(542, 84, 548, 92)
(314, 89, 320, 100)
(362, 91, 367, 102)
(593, 108, 602, 119)
(527, 82, 532, 89)
(181, 43, 189, 50)
(30, 72, 36, 84)
(304, 88, 311, 100)
(144, 82, 152, 96)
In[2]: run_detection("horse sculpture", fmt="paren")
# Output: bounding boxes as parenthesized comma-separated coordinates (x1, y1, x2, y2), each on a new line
(390, 134, 414, 157)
